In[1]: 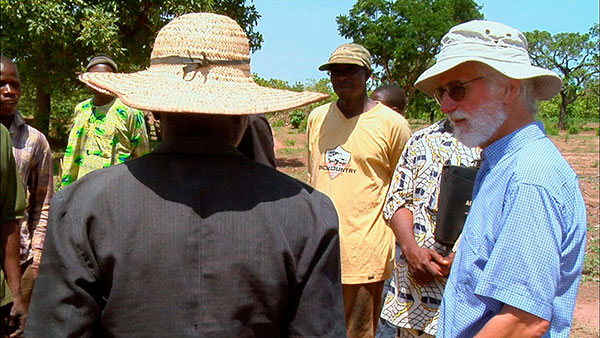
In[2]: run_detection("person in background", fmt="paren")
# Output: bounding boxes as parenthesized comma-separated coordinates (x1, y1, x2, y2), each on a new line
(0, 55, 54, 315)
(307, 43, 412, 338)
(376, 118, 480, 338)
(371, 84, 407, 116)
(1, 124, 28, 338)
(415, 20, 586, 337)
(60, 54, 149, 187)
(26, 13, 346, 337)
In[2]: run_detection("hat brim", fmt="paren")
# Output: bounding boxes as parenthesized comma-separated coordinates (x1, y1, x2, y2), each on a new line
(318, 58, 369, 71)
(80, 64, 329, 115)
(415, 57, 562, 101)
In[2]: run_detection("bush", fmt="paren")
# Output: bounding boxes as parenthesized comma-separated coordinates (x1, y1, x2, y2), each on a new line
(289, 110, 306, 129)
(567, 124, 581, 135)
(541, 118, 559, 136)
(272, 117, 285, 127)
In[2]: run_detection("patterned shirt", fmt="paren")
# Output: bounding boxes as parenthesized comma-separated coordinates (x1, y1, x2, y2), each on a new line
(60, 97, 149, 187)
(438, 122, 587, 337)
(380, 119, 479, 335)
(7, 111, 54, 268)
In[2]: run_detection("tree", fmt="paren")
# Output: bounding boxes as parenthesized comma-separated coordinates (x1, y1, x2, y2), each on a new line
(336, 0, 482, 120)
(525, 24, 599, 129)
(0, 0, 262, 135)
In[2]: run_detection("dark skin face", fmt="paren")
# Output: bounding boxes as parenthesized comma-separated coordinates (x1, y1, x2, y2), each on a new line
(328, 64, 376, 118)
(0, 60, 21, 123)
(87, 63, 116, 106)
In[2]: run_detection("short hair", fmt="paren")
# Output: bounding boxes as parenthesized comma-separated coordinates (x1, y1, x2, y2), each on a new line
(371, 85, 406, 114)
(0, 54, 19, 74)
(476, 63, 539, 115)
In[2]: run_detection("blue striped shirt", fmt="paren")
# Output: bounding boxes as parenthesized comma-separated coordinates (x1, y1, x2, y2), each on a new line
(438, 122, 587, 337)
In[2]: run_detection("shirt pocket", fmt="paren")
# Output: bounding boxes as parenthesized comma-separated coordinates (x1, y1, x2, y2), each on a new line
(90, 122, 118, 159)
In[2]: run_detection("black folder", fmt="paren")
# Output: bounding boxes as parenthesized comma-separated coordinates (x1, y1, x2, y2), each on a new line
(434, 165, 479, 247)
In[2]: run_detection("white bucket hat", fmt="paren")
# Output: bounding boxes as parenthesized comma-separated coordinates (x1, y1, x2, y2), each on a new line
(415, 20, 562, 101)
(79, 13, 328, 115)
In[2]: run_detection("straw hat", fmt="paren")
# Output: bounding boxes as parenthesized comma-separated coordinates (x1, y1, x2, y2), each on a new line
(415, 20, 562, 101)
(79, 13, 328, 115)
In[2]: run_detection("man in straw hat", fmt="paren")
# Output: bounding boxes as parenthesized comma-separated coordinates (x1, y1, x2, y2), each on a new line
(26, 13, 346, 337)
(59, 54, 150, 188)
(413, 20, 586, 337)
(307, 43, 412, 338)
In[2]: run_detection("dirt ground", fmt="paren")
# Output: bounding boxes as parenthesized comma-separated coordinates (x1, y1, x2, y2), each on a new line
(273, 122, 599, 337)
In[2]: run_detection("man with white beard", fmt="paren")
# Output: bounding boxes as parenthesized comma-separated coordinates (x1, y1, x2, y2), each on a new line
(413, 20, 587, 338)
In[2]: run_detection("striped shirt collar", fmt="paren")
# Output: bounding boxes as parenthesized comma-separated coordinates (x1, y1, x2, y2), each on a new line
(8, 110, 27, 136)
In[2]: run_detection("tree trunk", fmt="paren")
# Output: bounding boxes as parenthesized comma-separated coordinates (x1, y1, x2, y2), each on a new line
(33, 85, 51, 136)
(558, 91, 568, 130)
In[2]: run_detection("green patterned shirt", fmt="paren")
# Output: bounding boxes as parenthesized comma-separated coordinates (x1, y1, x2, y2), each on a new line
(60, 98, 149, 187)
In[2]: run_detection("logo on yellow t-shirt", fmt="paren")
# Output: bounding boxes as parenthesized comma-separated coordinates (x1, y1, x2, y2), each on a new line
(319, 145, 356, 179)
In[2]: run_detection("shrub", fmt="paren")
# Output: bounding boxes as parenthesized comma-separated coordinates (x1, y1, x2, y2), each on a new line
(289, 110, 305, 129)
(272, 117, 285, 127)
(541, 118, 559, 136)
(567, 124, 581, 135)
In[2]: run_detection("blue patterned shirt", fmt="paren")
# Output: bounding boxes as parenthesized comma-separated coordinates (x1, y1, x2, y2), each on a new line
(438, 122, 587, 337)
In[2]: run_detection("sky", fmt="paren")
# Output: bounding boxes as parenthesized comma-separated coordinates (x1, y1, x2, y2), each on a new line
(250, 0, 599, 84)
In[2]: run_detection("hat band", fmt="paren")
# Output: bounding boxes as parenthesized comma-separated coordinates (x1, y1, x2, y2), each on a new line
(150, 55, 250, 67)
(151, 54, 250, 76)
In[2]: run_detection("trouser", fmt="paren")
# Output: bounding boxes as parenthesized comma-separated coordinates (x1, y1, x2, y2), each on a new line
(376, 244, 402, 338)
(343, 281, 385, 338)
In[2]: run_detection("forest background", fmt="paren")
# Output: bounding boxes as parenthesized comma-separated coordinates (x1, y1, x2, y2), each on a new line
(1, 0, 598, 142)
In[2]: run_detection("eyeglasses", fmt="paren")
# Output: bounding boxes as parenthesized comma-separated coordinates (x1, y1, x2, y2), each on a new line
(434, 76, 484, 103)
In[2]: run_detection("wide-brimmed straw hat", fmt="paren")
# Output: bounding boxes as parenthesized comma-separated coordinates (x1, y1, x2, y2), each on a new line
(79, 13, 328, 115)
(415, 20, 562, 101)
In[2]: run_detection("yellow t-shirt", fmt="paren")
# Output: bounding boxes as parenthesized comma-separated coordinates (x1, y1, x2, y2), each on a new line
(307, 102, 411, 284)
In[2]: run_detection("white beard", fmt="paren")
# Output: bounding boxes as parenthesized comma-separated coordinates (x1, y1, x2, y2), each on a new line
(448, 102, 508, 148)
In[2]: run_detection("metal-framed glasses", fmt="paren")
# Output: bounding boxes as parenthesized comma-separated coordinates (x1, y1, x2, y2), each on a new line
(434, 76, 484, 103)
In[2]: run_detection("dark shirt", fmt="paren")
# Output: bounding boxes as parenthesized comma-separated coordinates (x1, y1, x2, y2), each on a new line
(237, 114, 277, 168)
(26, 137, 346, 338)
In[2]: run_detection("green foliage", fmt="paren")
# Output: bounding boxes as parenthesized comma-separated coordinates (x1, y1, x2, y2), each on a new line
(567, 124, 580, 135)
(336, 0, 482, 120)
(582, 226, 599, 280)
(1, 0, 263, 135)
(271, 117, 285, 127)
(253, 75, 336, 129)
(283, 139, 296, 146)
(540, 117, 560, 136)
(525, 24, 599, 129)
(289, 110, 305, 129)
(49, 88, 90, 147)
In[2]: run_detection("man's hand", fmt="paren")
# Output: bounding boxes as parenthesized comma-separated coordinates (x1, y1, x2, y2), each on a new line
(8, 298, 27, 337)
(403, 246, 443, 285)
(437, 251, 455, 277)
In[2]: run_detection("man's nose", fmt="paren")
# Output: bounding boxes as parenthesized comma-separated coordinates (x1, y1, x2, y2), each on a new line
(440, 92, 458, 115)
(2, 84, 16, 95)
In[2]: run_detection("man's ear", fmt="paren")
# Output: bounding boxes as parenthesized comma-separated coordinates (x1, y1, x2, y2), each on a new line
(503, 79, 521, 104)
(365, 68, 373, 82)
